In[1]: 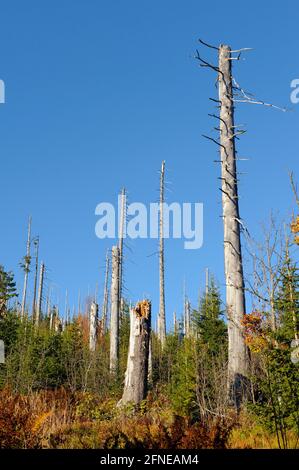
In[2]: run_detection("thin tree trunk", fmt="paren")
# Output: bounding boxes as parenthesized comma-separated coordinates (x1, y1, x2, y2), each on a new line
(205, 267, 209, 298)
(102, 249, 110, 333)
(32, 237, 39, 319)
(158, 161, 166, 346)
(185, 300, 191, 338)
(173, 311, 177, 334)
(110, 245, 120, 375)
(21, 216, 32, 319)
(89, 301, 99, 351)
(118, 188, 126, 321)
(35, 262, 45, 327)
(119, 300, 151, 406)
(218, 44, 248, 405)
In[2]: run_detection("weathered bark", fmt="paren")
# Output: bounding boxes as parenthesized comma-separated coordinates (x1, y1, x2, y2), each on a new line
(185, 300, 191, 338)
(21, 216, 32, 318)
(102, 249, 110, 333)
(205, 267, 209, 297)
(118, 188, 126, 321)
(119, 300, 151, 406)
(218, 44, 248, 405)
(158, 161, 166, 347)
(148, 336, 153, 386)
(89, 301, 99, 351)
(173, 311, 178, 334)
(32, 237, 39, 318)
(53, 307, 62, 332)
(35, 262, 45, 327)
(110, 246, 120, 375)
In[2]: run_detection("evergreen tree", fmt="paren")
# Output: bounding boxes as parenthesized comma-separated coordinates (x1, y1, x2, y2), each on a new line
(193, 279, 227, 353)
(0, 266, 17, 317)
(275, 251, 299, 342)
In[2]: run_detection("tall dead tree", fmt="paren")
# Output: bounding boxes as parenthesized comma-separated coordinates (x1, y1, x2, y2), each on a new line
(119, 300, 151, 406)
(184, 299, 191, 338)
(197, 41, 249, 405)
(218, 44, 248, 401)
(31, 237, 39, 318)
(118, 188, 126, 322)
(21, 216, 32, 318)
(158, 161, 166, 347)
(110, 246, 120, 375)
(89, 301, 99, 351)
(102, 249, 110, 333)
(205, 267, 209, 297)
(35, 261, 45, 327)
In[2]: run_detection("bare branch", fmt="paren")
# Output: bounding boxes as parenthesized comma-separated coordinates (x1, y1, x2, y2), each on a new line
(198, 38, 219, 51)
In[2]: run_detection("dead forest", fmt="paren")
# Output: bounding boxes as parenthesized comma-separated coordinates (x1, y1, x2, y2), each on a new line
(0, 42, 298, 450)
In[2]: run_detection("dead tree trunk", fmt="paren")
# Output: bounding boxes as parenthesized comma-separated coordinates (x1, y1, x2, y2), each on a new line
(31, 237, 39, 318)
(185, 300, 191, 338)
(118, 188, 126, 321)
(158, 161, 166, 347)
(89, 301, 99, 351)
(119, 300, 151, 406)
(102, 249, 110, 333)
(173, 311, 178, 334)
(35, 262, 45, 327)
(218, 44, 248, 404)
(110, 245, 120, 375)
(21, 216, 32, 318)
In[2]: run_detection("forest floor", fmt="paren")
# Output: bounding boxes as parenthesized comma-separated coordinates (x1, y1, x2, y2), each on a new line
(0, 387, 296, 449)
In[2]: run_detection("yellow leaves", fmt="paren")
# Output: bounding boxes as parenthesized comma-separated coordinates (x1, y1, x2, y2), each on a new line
(291, 215, 299, 234)
(242, 312, 268, 353)
(31, 411, 53, 433)
(291, 216, 299, 245)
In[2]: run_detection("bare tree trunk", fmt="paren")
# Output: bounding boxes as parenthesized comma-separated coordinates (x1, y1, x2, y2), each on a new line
(218, 44, 248, 405)
(148, 336, 153, 386)
(89, 301, 99, 351)
(119, 300, 151, 406)
(21, 216, 32, 319)
(158, 161, 166, 347)
(46, 285, 52, 324)
(185, 300, 191, 338)
(110, 246, 120, 375)
(118, 188, 126, 321)
(102, 249, 110, 333)
(205, 267, 209, 297)
(49, 306, 53, 330)
(35, 262, 45, 327)
(31, 237, 39, 318)
(173, 311, 178, 334)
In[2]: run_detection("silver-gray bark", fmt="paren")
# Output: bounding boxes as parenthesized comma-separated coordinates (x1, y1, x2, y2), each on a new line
(35, 261, 45, 327)
(101, 249, 110, 333)
(110, 245, 120, 375)
(158, 161, 166, 347)
(89, 301, 99, 351)
(218, 44, 248, 404)
(21, 216, 32, 318)
(119, 300, 151, 406)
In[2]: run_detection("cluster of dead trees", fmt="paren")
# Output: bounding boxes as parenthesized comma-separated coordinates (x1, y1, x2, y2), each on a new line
(13, 41, 294, 410)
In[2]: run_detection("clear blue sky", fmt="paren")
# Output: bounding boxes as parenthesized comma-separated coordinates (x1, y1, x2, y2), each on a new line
(1, 1, 298, 329)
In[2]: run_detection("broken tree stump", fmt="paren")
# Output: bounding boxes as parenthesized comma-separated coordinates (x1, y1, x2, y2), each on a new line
(119, 300, 151, 406)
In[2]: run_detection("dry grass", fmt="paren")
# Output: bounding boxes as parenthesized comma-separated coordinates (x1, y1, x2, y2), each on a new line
(1, 388, 296, 449)
(228, 411, 298, 449)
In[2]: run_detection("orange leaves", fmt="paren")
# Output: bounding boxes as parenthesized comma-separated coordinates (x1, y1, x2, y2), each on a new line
(242, 312, 268, 353)
(291, 216, 299, 245)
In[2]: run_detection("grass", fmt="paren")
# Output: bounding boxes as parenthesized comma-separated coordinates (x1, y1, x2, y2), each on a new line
(0, 387, 297, 449)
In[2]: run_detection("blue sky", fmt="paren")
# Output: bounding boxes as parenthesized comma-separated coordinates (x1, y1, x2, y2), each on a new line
(0, 1, 298, 329)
